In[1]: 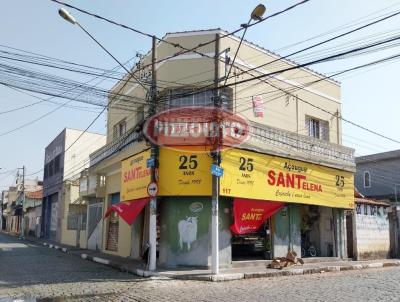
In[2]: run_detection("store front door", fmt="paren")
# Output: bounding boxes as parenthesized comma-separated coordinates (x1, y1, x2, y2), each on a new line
(230, 198, 284, 260)
(232, 219, 272, 260)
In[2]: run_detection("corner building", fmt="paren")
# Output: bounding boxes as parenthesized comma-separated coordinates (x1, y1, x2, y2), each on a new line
(84, 29, 355, 268)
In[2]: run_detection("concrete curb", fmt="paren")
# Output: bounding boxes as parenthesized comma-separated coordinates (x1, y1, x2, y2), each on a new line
(365, 262, 384, 269)
(10, 233, 400, 282)
(37, 240, 400, 281)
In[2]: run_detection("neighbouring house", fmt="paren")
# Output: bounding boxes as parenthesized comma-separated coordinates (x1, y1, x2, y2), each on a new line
(355, 150, 400, 202)
(60, 179, 87, 248)
(81, 29, 355, 268)
(3, 178, 42, 235)
(355, 150, 400, 257)
(5, 187, 18, 233)
(79, 168, 105, 251)
(1, 190, 9, 230)
(41, 128, 106, 245)
(25, 189, 43, 237)
(346, 190, 391, 260)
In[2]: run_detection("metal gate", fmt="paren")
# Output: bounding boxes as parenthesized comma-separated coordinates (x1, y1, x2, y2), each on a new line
(87, 203, 103, 250)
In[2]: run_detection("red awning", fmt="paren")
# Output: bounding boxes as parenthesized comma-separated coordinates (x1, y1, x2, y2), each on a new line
(230, 198, 284, 235)
(104, 198, 149, 225)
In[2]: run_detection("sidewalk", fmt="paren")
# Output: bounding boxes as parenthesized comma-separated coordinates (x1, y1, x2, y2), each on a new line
(6, 232, 400, 282)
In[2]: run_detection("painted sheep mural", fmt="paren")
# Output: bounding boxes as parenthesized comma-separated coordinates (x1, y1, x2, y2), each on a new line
(178, 216, 198, 251)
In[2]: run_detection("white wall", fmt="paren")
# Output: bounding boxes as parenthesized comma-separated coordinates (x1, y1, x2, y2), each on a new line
(63, 129, 106, 179)
(355, 204, 390, 259)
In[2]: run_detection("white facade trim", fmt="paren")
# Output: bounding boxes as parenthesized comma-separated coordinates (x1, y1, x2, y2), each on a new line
(112, 29, 340, 105)
(165, 29, 339, 86)
(165, 29, 222, 38)
(167, 52, 215, 61)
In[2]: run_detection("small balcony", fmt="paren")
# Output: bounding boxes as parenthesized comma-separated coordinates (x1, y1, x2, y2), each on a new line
(89, 119, 354, 172)
(246, 121, 355, 171)
(79, 169, 106, 198)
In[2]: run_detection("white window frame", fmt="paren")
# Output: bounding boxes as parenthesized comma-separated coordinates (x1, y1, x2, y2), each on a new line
(306, 116, 329, 141)
(113, 119, 127, 140)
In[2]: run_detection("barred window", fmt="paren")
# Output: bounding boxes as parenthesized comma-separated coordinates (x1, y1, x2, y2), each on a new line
(305, 116, 329, 141)
(67, 213, 87, 230)
(164, 88, 233, 110)
(113, 119, 127, 140)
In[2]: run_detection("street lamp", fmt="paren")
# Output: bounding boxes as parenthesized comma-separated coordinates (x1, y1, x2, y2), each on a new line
(59, 8, 76, 25)
(223, 4, 266, 85)
(251, 4, 266, 21)
(211, 4, 266, 276)
(58, 8, 148, 91)
(58, 7, 157, 272)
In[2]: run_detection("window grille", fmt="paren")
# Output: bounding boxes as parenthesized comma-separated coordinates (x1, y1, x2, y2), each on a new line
(305, 116, 329, 141)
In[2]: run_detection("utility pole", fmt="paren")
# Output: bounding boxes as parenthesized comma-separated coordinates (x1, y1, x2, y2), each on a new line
(149, 35, 158, 271)
(211, 33, 220, 275)
(19, 166, 25, 238)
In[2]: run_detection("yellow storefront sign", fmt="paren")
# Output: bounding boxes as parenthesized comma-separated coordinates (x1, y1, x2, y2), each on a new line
(220, 149, 354, 209)
(121, 149, 151, 201)
(158, 147, 212, 196)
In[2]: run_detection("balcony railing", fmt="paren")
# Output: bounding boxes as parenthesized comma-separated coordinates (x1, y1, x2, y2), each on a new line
(90, 128, 140, 166)
(90, 120, 354, 170)
(247, 121, 355, 168)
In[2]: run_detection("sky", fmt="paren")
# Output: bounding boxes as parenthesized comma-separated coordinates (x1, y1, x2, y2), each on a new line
(1, 0, 400, 188)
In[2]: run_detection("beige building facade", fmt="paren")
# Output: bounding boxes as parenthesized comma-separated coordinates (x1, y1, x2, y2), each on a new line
(84, 30, 355, 266)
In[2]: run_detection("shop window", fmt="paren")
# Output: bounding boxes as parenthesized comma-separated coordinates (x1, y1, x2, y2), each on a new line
(305, 116, 329, 141)
(364, 204, 368, 215)
(377, 206, 381, 216)
(370, 206, 376, 216)
(364, 171, 371, 188)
